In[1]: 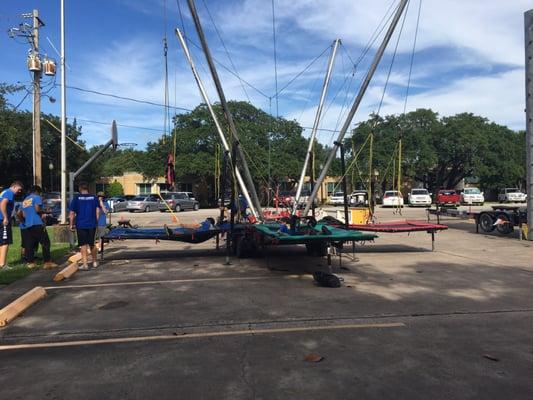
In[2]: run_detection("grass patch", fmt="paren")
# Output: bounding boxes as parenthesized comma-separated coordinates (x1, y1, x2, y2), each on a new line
(0, 226, 70, 285)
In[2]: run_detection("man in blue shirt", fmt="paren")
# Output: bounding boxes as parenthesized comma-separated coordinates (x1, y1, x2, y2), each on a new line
(18, 185, 57, 270)
(0, 181, 23, 270)
(69, 182, 100, 270)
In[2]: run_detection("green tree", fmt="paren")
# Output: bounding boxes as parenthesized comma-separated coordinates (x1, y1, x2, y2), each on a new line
(349, 109, 526, 193)
(106, 181, 124, 197)
(0, 84, 89, 189)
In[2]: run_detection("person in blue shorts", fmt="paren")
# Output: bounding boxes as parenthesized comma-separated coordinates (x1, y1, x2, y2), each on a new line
(0, 181, 23, 270)
(18, 185, 58, 270)
(96, 191, 110, 243)
(69, 181, 100, 270)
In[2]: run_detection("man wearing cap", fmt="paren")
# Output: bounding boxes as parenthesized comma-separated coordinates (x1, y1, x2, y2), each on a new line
(0, 181, 23, 270)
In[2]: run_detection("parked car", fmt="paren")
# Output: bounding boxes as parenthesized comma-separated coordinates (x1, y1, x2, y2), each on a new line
(42, 202, 62, 225)
(436, 189, 460, 207)
(43, 191, 61, 205)
(159, 192, 199, 212)
(460, 187, 484, 205)
(349, 191, 369, 207)
(127, 195, 160, 212)
(275, 191, 295, 207)
(183, 191, 196, 201)
(382, 190, 404, 207)
(408, 188, 432, 207)
(108, 196, 129, 212)
(294, 189, 318, 209)
(498, 188, 526, 203)
(329, 192, 345, 206)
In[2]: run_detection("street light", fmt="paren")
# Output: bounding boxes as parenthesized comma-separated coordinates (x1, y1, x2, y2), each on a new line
(48, 162, 54, 191)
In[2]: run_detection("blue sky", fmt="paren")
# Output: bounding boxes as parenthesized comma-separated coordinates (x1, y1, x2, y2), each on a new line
(0, 0, 529, 149)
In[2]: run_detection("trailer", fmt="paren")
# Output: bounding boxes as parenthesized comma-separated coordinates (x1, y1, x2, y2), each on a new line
(426, 205, 527, 236)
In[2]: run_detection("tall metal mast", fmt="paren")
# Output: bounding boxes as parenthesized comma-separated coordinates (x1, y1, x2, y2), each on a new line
(60, 0, 67, 224)
(186, 0, 263, 220)
(292, 38, 340, 215)
(303, 0, 409, 216)
(525, 9, 533, 240)
(175, 29, 259, 219)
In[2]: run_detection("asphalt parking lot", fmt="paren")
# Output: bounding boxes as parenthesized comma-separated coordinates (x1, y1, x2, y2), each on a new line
(1, 204, 532, 399)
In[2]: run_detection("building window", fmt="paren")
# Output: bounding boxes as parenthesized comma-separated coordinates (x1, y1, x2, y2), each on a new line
(178, 183, 193, 192)
(137, 183, 151, 195)
(326, 182, 338, 195)
(95, 183, 107, 193)
(158, 183, 170, 193)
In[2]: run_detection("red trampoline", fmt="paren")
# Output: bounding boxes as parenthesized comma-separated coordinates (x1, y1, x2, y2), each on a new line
(347, 220, 448, 233)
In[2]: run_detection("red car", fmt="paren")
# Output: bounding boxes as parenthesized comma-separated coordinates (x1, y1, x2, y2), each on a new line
(437, 189, 461, 207)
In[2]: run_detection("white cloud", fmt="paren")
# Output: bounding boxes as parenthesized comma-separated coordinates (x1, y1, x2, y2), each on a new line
(218, 0, 528, 66)
(64, 0, 527, 148)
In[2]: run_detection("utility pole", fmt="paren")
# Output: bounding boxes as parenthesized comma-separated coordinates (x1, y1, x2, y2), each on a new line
(526, 9, 533, 240)
(60, 0, 67, 224)
(8, 10, 49, 187)
(31, 10, 42, 187)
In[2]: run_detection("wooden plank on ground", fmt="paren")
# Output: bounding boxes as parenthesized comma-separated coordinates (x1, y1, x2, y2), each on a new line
(0, 287, 47, 327)
(53, 263, 78, 282)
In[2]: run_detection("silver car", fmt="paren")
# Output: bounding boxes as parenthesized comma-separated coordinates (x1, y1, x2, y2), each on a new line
(127, 195, 160, 213)
(108, 196, 128, 213)
(158, 192, 199, 212)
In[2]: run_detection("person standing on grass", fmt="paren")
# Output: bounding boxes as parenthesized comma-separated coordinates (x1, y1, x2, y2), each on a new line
(69, 182, 100, 270)
(96, 191, 109, 243)
(0, 181, 23, 270)
(18, 185, 57, 270)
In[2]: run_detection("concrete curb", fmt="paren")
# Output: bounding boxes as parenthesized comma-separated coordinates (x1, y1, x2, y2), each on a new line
(0, 286, 47, 327)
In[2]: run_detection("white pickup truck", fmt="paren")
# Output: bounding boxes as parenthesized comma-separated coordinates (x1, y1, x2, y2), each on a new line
(461, 187, 484, 205)
(498, 188, 526, 203)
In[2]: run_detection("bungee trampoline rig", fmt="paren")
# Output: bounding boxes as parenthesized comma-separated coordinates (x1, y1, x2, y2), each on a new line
(100, 0, 442, 264)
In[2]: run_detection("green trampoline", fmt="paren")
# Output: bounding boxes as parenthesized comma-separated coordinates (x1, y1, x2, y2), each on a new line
(252, 222, 377, 245)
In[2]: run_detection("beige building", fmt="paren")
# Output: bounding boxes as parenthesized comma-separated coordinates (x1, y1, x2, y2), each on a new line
(98, 171, 342, 203)
(98, 172, 193, 196)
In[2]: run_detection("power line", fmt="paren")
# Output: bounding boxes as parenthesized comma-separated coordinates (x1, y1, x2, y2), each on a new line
(61, 84, 193, 111)
(274, 44, 331, 98)
(74, 118, 166, 133)
(75, 117, 340, 135)
(403, 0, 422, 114)
(201, 0, 251, 103)
(186, 38, 271, 99)
(271, 0, 279, 118)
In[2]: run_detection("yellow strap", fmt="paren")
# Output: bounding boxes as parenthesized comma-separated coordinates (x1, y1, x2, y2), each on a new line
(157, 192, 180, 225)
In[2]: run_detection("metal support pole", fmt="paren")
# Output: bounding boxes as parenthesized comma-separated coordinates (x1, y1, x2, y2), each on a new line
(60, 0, 67, 224)
(310, 150, 316, 218)
(186, 0, 263, 220)
(219, 151, 229, 225)
(228, 145, 238, 264)
(217, 151, 228, 252)
(32, 9, 42, 187)
(293, 38, 340, 215)
(526, 9, 533, 240)
(338, 142, 349, 228)
(303, 0, 409, 216)
(175, 29, 259, 220)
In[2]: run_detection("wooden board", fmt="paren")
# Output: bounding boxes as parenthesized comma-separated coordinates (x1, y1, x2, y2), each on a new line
(0, 287, 47, 327)
(53, 263, 78, 282)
